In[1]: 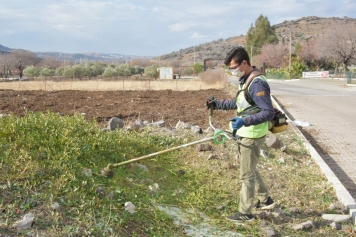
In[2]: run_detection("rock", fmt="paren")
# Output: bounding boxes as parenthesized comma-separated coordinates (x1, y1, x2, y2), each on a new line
(126, 124, 141, 132)
(175, 120, 191, 129)
(150, 120, 165, 127)
(204, 127, 214, 133)
(289, 207, 299, 213)
(283, 216, 292, 223)
(280, 145, 288, 152)
(148, 183, 159, 194)
(260, 149, 267, 158)
(322, 214, 351, 223)
(96, 187, 105, 196)
(265, 135, 283, 149)
(17, 213, 35, 230)
(198, 143, 212, 152)
(51, 202, 60, 211)
(221, 162, 232, 170)
(134, 164, 149, 172)
(256, 211, 269, 219)
(292, 220, 313, 230)
(82, 168, 92, 177)
(272, 208, 286, 217)
(108, 117, 124, 130)
(207, 153, 219, 160)
(329, 221, 342, 230)
(262, 226, 276, 237)
(191, 125, 202, 134)
(124, 202, 136, 214)
(135, 120, 145, 126)
(278, 157, 285, 163)
(328, 202, 343, 211)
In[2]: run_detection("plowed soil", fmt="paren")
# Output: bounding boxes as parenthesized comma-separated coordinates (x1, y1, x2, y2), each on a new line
(0, 89, 236, 130)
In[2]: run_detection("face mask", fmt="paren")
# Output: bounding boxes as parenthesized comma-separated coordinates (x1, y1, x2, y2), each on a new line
(230, 68, 245, 77)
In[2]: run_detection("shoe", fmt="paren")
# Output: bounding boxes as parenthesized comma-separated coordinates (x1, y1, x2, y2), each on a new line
(226, 212, 254, 222)
(255, 196, 276, 210)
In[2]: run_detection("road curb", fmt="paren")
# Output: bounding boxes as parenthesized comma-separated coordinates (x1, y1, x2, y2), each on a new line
(271, 95, 356, 225)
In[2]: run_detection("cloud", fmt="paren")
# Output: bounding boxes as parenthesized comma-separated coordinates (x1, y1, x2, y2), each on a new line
(169, 23, 187, 32)
(0, 0, 355, 56)
(191, 32, 208, 39)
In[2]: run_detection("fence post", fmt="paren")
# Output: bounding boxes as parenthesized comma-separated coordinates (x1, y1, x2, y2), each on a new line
(346, 71, 352, 84)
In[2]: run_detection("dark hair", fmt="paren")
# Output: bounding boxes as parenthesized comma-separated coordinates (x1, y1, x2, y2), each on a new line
(224, 46, 250, 66)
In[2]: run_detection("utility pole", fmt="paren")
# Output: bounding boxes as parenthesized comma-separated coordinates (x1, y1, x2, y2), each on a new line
(289, 31, 292, 78)
(250, 46, 253, 65)
(194, 47, 195, 64)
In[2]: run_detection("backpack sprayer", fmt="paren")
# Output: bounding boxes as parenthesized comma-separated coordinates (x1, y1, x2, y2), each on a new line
(100, 108, 231, 178)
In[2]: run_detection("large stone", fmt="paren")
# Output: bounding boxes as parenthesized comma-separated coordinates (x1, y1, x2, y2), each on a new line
(322, 214, 351, 223)
(108, 117, 124, 130)
(150, 120, 165, 127)
(262, 226, 276, 237)
(17, 213, 34, 230)
(191, 125, 202, 134)
(198, 143, 212, 152)
(175, 120, 191, 129)
(124, 202, 136, 214)
(265, 135, 283, 149)
(329, 221, 342, 230)
(292, 220, 313, 230)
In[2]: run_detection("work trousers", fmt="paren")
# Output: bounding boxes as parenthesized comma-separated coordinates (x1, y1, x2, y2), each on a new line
(238, 136, 269, 214)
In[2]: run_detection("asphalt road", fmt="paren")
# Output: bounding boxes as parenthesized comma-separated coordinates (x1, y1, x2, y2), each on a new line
(229, 76, 356, 200)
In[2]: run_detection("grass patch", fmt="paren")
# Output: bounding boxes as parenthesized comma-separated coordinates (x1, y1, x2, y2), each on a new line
(0, 112, 354, 236)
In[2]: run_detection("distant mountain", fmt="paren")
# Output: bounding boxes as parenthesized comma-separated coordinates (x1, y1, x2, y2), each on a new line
(0, 44, 152, 61)
(34, 51, 152, 62)
(0, 44, 13, 53)
(160, 16, 356, 64)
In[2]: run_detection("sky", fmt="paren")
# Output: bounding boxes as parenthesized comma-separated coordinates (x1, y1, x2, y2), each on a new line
(1, 0, 355, 57)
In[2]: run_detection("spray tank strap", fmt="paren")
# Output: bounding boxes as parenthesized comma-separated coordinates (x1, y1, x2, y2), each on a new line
(237, 105, 261, 117)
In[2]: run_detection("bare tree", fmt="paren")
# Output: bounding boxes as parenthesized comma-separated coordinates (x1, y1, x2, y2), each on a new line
(299, 39, 329, 70)
(130, 58, 153, 67)
(317, 25, 356, 73)
(10, 50, 40, 78)
(0, 52, 14, 77)
(39, 56, 60, 69)
(259, 43, 288, 68)
(168, 59, 181, 68)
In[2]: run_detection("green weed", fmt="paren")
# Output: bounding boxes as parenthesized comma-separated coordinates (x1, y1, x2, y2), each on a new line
(0, 112, 354, 236)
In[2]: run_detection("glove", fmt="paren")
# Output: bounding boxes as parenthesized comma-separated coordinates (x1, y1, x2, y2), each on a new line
(206, 96, 217, 110)
(230, 117, 244, 130)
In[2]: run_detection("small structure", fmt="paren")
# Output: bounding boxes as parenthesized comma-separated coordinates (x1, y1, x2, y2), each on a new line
(158, 67, 173, 79)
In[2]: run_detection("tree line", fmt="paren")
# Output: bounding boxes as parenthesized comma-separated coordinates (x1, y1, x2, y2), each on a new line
(0, 50, 205, 80)
(245, 14, 356, 78)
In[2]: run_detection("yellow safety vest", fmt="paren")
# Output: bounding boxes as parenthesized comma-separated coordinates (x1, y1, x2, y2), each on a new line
(232, 75, 269, 138)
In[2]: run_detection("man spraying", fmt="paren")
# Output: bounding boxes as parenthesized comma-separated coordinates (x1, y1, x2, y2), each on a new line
(206, 46, 276, 222)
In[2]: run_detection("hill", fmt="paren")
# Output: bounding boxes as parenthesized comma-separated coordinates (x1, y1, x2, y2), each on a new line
(1, 16, 355, 63)
(0, 44, 13, 53)
(0, 46, 151, 62)
(160, 16, 356, 64)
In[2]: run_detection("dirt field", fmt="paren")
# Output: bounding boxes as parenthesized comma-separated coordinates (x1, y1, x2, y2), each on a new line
(0, 89, 237, 130)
